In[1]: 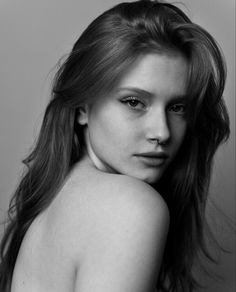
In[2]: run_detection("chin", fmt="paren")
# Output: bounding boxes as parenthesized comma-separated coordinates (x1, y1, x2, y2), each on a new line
(142, 177, 159, 185)
(134, 171, 162, 185)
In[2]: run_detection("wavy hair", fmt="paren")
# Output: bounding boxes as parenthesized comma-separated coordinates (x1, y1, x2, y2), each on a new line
(0, 1, 230, 291)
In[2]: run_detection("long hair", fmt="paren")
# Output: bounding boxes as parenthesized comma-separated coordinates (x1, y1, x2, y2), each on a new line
(0, 1, 230, 291)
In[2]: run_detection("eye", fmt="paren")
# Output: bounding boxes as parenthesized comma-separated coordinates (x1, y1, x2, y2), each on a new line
(121, 97, 146, 110)
(168, 104, 186, 115)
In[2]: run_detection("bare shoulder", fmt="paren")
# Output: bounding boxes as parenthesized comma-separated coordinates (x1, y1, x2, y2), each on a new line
(106, 174, 169, 216)
(98, 171, 170, 229)
(88, 172, 171, 250)
(75, 172, 170, 236)
(42, 169, 170, 291)
(73, 173, 170, 292)
(44, 169, 169, 248)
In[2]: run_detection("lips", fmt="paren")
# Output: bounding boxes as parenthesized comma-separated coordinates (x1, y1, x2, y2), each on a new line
(134, 152, 169, 167)
(136, 151, 169, 158)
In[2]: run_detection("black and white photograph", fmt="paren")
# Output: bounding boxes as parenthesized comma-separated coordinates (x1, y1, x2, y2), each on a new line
(0, 0, 235, 291)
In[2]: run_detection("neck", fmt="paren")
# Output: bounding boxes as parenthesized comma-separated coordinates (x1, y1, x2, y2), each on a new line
(84, 128, 109, 172)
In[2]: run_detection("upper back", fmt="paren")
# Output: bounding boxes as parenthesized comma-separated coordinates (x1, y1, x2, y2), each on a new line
(11, 158, 169, 292)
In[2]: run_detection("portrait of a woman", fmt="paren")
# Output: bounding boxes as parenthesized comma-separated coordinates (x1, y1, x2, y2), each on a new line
(0, 0, 234, 291)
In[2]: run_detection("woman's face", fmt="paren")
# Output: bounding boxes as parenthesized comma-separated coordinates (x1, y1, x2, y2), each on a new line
(78, 53, 189, 184)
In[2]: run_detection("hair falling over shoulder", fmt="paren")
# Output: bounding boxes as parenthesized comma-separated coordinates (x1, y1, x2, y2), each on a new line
(0, 1, 230, 291)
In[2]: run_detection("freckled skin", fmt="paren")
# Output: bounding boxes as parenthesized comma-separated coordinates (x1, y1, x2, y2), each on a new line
(79, 53, 189, 184)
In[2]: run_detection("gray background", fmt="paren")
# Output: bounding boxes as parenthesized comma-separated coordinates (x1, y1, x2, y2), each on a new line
(0, 0, 235, 291)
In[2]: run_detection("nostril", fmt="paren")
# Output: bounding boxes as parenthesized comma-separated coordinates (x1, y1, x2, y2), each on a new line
(148, 138, 168, 146)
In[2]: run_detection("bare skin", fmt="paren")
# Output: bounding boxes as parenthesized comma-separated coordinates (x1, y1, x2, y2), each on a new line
(11, 53, 188, 291)
(11, 155, 169, 292)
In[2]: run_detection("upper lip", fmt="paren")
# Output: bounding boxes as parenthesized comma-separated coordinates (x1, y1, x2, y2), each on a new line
(135, 152, 169, 158)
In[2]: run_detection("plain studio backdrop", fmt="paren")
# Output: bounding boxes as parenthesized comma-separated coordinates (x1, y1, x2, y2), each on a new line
(0, 0, 235, 291)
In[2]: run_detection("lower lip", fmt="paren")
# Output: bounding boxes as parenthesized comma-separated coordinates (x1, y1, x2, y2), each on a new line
(135, 155, 167, 167)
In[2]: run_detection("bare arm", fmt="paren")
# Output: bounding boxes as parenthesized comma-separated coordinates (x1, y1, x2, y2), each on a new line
(74, 177, 169, 292)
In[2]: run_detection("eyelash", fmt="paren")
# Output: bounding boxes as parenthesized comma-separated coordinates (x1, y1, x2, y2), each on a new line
(121, 96, 187, 114)
(168, 104, 186, 114)
(121, 97, 146, 110)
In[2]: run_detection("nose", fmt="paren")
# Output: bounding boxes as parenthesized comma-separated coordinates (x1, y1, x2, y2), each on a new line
(145, 108, 170, 145)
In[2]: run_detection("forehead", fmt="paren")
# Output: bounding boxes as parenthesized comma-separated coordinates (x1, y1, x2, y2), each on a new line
(115, 53, 189, 98)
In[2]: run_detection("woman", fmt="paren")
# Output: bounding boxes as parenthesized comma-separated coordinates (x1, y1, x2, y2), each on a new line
(0, 0, 230, 291)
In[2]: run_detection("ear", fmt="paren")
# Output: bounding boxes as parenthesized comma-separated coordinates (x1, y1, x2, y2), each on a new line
(77, 105, 89, 125)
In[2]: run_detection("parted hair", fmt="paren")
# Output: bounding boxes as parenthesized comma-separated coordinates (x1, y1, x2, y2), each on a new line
(0, 1, 230, 291)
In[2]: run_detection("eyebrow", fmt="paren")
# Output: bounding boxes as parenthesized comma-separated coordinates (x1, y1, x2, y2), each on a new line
(116, 87, 153, 98)
(115, 86, 188, 102)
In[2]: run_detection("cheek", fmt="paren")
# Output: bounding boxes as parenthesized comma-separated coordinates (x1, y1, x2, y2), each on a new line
(88, 108, 134, 151)
(170, 119, 187, 146)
